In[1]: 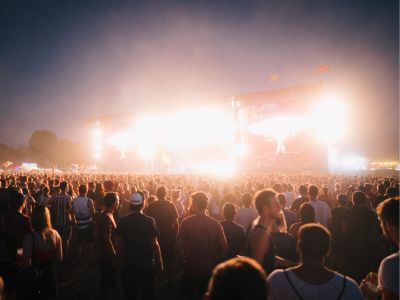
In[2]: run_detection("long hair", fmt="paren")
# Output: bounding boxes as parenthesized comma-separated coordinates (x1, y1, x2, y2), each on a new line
(31, 206, 52, 233)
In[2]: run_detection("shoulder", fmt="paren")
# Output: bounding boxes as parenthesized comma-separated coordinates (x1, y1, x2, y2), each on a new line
(339, 274, 363, 299)
(267, 268, 287, 283)
(380, 252, 399, 273)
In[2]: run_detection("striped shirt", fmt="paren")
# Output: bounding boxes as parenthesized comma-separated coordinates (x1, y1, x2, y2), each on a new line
(50, 193, 72, 228)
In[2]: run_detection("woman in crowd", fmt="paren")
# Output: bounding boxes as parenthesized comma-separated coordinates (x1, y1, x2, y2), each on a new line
(21, 206, 63, 299)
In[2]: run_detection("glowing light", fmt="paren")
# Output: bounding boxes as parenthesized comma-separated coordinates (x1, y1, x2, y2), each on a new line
(313, 96, 346, 145)
(250, 116, 310, 152)
(340, 155, 368, 170)
(195, 160, 236, 177)
(92, 126, 103, 137)
(228, 143, 248, 158)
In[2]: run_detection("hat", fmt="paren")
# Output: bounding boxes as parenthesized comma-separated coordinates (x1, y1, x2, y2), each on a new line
(130, 192, 144, 205)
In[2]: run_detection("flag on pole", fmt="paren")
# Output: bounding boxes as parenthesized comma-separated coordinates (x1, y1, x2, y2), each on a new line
(269, 73, 281, 82)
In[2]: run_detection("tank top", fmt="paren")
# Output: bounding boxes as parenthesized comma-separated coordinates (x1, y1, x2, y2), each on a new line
(73, 196, 92, 229)
(246, 223, 276, 274)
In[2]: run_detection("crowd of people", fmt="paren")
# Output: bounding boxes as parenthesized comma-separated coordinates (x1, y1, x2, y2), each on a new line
(0, 171, 398, 299)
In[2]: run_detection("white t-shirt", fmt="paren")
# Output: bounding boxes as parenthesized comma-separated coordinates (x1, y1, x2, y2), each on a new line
(267, 269, 363, 300)
(309, 200, 331, 227)
(378, 251, 399, 295)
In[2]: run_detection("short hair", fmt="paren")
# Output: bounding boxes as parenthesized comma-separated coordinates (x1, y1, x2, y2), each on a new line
(298, 203, 315, 223)
(9, 191, 25, 210)
(172, 189, 180, 199)
(41, 185, 50, 195)
(31, 206, 52, 232)
(277, 193, 286, 206)
(254, 189, 276, 215)
(103, 192, 118, 208)
(337, 194, 347, 206)
(60, 181, 68, 191)
(298, 223, 331, 261)
(207, 256, 268, 300)
(385, 187, 399, 197)
(223, 202, 236, 220)
(299, 185, 308, 195)
(88, 181, 95, 189)
(308, 185, 318, 198)
(352, 191, 367, 206)
(241, 192, 252, 206)
(78, 184, 87, 195)
(192, 192, 208, 210)
(377, 197, 399, 228)
(157, 186, 167, 199)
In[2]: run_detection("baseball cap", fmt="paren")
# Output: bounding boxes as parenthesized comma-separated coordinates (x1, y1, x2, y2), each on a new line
(130, 192, 144, 206)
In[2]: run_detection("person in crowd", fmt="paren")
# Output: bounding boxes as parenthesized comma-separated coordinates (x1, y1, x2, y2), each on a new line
(267, 224, 363, 300)
(87, 181, 96, 201)
(220, 202, 246, 259)
(341, 191, 380, 283)
(234, 192, 258, 233)
(330, 194, 348, 270)
(289, 203, 315, 240)
(270, 213, 298, 263)
(146, 186, 179, 286)
(290, 185, 309, 213)
(0, 191, 32, 294)
(318, 185, 334, 208)
(177, 191, 228, 298)
(205, 256, 269, 300)
(37, 185, 51, 207)
(277, 193, 297, 231)
(282, 183, 295, 209)
(308, 185, 331, 228)
(246, 189, 282, 274)
(21, 206, 62, 299)
(116, 191, 163, 300)
(22, 187, 36, 215)
(96, 192, 119, 299)
(72, 184, 95, 265)
(171, 189, 185, 220)
(94, 182, 106, 213)
(48, 181, 74, 260)
(361, 197, 399, 300)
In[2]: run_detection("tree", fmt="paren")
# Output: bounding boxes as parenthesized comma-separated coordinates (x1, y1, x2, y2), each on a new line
(28, 130, 58, 167)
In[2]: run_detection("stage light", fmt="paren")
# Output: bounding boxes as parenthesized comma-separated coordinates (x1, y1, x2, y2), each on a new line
(340, 155, 368, 170)
(313, 96, 346, 145)
(228, 143, 248, 158)
(92, 126, 103, 137)
(195, 160, 236, 177)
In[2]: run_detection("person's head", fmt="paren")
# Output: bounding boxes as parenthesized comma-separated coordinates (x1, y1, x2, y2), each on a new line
(377, 197, 399, 244)
(206, 256, 268, 300)
(241, 192, 252, 207)
(254, 189, 280, 220)
(272, 183, 283, 193)
(171, 189, 180, 201)
(41, 185, 50, 196)
(299, 185, 308, 196)
(385, 187, 399, 198)
(223, 202, 236, 221)
(337, 194, 347, 207)
(352, 191, 368, 207)
(129, 191, 144, 212)
(95, 182, 104, 193)
(60, 181, 68, 193)
(103, 192, 119, 212)
(308, 185, 318, 200)
(31, 206, 52, 232)
(157, 186, 167, 200)
(298, 203, 315, 223)
(277, 193, 286, 209)
(322, 185, 328, 195)
(271, 212, 287, 233)
(335, 183, 341, 191)
(78, 184, 87, 196)
(147, 195, 156, 206)
(104, 180, 114, 192)
(9, 191, 25, 210)
(88, 181, 95, 190)
(191, 191, 208, 212)
(298, 223, 331, 262)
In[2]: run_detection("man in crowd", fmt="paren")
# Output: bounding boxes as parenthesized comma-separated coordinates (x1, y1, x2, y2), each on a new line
(116, 191, 163, 300)
(277, 193, 297, 231)
(220, 202, 246, 259)
(72, 184, 95, 264)
(267, 224, 363, 299)
(48, 181, 74, 260)
(146, 186, 179, 286)
(308, 185, 331, 228)
(234, 192, 258, 232)
(177, 191, 228, 298)
(361, 197, 399, 300)
(290, 185, 309, 213)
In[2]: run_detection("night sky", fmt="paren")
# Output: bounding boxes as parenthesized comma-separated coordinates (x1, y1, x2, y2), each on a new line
(0, 0, 398, 158)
